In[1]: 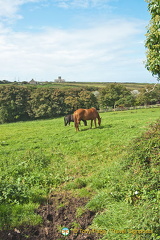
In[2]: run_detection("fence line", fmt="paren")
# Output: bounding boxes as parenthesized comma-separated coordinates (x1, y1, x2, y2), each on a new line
(99, 104, 160, 113)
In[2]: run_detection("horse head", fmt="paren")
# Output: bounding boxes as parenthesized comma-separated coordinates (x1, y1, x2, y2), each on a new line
(98, 117, 101, 126)
(64, 116, 68, 126)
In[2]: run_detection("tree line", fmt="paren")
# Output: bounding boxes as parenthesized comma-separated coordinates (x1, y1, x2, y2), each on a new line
(0, 85, 98, 123)
(0, 83, 160, 123)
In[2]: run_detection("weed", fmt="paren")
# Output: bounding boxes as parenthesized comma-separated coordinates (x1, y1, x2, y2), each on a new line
(76, 207, 86, 218)
(71, 221, 81, 229)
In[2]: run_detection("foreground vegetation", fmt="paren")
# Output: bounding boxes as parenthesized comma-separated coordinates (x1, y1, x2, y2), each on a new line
(0, 108, 159, 239)
(87, 118, 160, 240)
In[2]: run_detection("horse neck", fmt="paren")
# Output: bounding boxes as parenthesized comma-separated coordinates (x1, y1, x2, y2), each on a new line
(97, 113, 100, 120)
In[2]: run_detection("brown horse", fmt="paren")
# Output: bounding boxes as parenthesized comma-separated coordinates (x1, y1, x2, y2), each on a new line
(74, 107, 101, 131)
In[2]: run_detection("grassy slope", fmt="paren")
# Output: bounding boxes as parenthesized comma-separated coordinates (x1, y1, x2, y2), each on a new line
(0, 108, 159, 235)
(4, 82, 156, 91)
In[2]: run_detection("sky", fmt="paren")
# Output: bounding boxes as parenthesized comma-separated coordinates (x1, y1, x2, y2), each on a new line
(0, 0, 156, 83)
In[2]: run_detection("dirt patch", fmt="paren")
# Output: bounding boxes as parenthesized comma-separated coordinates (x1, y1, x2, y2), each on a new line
(0, 192, 101, 240)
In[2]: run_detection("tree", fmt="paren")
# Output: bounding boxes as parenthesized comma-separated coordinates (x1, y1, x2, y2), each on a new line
(99, 83, 134, 109)
(28, 88, 66, 118)
(78, 90, 99, 109)
(0, 86, 30, 123)
(28, 88, 52, 119)
(64, 95, 79, 113)
(136, 84, 160, 106)
(145, 0, 160, 81)
(115, 95, 135, 108)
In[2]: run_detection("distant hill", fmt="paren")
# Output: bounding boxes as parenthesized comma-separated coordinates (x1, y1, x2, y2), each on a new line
(2, 81, 157, 91)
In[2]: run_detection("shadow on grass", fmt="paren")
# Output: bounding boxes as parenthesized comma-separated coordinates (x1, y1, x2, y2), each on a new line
(105, 124, 113, 128)
(79, 126, 107, 131)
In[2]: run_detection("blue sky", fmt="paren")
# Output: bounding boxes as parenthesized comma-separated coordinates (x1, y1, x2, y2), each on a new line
(0, 0, 156, 83)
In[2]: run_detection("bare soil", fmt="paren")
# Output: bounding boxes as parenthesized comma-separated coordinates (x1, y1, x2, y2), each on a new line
(0, 192, 101, 240)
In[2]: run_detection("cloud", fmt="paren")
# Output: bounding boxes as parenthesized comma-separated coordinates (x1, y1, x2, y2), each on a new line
(0, 0, 113, 19)
(0, 17, 149, 82)
(54, 0, 113, 9)
(0, 0, 153, 82)
(0, 0, 43, 21)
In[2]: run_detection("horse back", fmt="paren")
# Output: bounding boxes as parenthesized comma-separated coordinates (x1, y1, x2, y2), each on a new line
(74, 108, 99, 121)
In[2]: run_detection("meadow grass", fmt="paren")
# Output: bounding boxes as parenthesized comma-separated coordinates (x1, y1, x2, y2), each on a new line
(0, 108, 159, 232)
(16, 82, 155, 91)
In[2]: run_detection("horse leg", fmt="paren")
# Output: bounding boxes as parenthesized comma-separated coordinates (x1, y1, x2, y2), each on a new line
(91, 120, 93, 128)
(75, 122, 78, 131)
(76, 121, 79, 131)
(84, 120, 87, 126)
(74, 117, 79, 131)
(94, 119, 97, 128)
(82, 120, 87, 126)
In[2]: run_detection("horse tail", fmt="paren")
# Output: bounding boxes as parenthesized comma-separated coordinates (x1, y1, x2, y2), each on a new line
(74, 114, 77, 127)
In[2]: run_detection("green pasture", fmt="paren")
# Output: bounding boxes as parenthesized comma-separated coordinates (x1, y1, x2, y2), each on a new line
(8, 81, 155, 91)
(0, 108, 159, 238)
(45, 82, 150, 90)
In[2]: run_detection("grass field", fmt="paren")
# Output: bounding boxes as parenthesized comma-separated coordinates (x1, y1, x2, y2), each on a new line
(39, 82, 151, 90)
(0, 108, 159, 239)
(5, 81, 157, 91)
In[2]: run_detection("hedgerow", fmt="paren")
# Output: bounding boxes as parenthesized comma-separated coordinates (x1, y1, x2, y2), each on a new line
(88, 119, 160, 240)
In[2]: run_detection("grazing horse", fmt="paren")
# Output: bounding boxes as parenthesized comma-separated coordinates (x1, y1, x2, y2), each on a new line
(64, 114, 74, 126)
(64, 114, 87, 126)
(74, 107, 101, 131)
